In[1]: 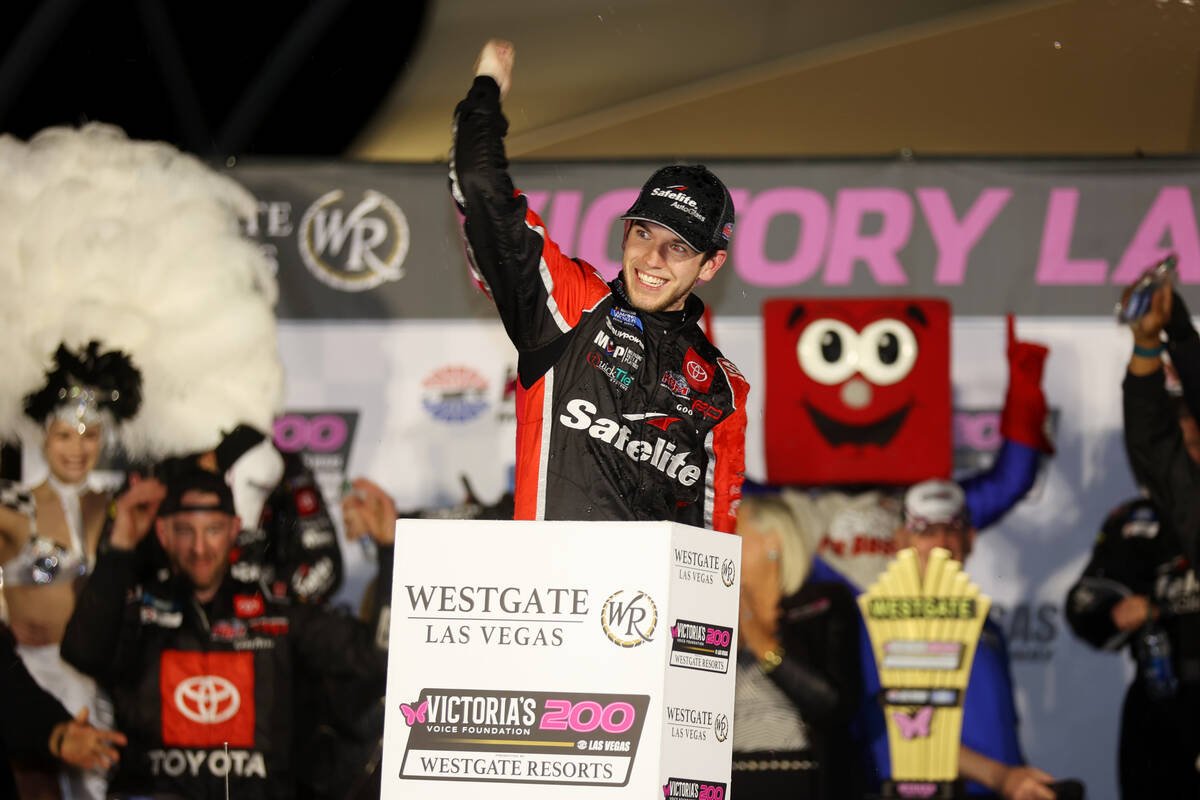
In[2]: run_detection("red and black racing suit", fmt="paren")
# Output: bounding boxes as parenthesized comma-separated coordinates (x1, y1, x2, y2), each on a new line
(60, 545, 388, 800)
(450, 76, 748, 531)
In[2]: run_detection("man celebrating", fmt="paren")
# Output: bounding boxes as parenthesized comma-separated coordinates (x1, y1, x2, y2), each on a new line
(451, 39, 748, 532)
(60, 467, 389, 800)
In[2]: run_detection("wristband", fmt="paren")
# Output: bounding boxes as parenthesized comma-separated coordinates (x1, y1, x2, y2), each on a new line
(758, 645, 785, 674)
(1133, 343, 1164, 358)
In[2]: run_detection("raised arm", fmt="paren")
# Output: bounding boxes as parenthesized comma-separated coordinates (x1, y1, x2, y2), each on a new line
(449, 40, 608, 370)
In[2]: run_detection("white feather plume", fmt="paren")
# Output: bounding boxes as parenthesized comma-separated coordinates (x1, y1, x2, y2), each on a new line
(0, 123, 282, 458)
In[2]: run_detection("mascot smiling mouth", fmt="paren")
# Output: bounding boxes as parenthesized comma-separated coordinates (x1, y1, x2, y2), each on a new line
(805, 403, 911, 447)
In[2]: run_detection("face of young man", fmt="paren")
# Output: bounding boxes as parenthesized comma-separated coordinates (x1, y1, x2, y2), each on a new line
(620, 221, 725, 313)
(43, 418, 103, 484)
(156, 490, 241, 601)
(894, 522, 975, 574)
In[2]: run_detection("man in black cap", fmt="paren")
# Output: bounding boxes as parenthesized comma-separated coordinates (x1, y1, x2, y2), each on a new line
(450, 39, 748, 532)
(60, 467, 391, 800)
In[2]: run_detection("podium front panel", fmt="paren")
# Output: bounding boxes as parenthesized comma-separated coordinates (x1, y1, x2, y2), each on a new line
(380, 519, 740, 798)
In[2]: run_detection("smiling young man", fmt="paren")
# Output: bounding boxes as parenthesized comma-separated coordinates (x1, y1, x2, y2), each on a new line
(450, 39, 748, 531)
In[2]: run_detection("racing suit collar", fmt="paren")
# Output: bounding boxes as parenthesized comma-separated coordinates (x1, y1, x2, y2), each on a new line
(609, 275, 705, 334)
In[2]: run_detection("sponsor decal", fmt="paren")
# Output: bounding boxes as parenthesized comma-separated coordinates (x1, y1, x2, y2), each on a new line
(210, 620, 248, 641)
(672, 547, 728, 587)
(160, 650, 255, 747)
(273, 411, 359, 498)
(295, 486, 319, 516)
(604, 317, 643, 346)
(230, 561, 262, 584)
(713, 713, 729, 743)
(421, 366, 490, 423)
(599, 590, 658, 648)
(721, 558, 736, 588)
(298, 188, 409, 291)
(592, 331, 643, 370)
(990, 602, 1060, 662)
(683, 348, 714, 393)
(140, 595, 184, 628)
(300, 524, 336, 549)
(664, 705, 723, 743)
(234, 594, 265, 619)
(586, 351, 633, 390)
(292, 556, 337, 600)
(721, 222, 733, 240)
(403, 583, 589, 648)
(624, 412, 682, 432)
(148, 748, 267, 779)
(249, 617, 290, 637)
(669, 619, 732, 673)
(558, 399, 701, 487)
(663, 777, 727, 800)
(608, 307, 643, 332)
(662, 370, 691, 400)
(397, 688, 649, 787)
(717, 357, 743, 382)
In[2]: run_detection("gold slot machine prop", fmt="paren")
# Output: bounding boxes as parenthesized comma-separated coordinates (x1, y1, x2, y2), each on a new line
(859, 547, 990, 800)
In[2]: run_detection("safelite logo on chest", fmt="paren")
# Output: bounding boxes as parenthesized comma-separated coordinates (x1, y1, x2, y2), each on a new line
(558, 399, 700, 487)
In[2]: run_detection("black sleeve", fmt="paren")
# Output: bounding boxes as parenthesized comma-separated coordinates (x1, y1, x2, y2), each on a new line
(449, 76, 597, 364)
(290, 603, 389, 685)
(1064, 502, 1153, 650)
(1123, 368, 1200, 562)
(259, 452, 343, 604)
(60, 547, 141, 683)
(1, 633, 71, 762)
(1164, 290, 1200, 424)
(768, 584, 863, 727)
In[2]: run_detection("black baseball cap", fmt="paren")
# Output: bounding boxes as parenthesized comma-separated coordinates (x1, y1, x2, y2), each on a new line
(620, 164, 735, 253)
(159, 465, 236, 516)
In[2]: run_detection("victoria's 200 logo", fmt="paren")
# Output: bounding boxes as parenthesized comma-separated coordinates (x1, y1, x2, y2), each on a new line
(299, 189, 409, 291)
(599, 590, 658, 647)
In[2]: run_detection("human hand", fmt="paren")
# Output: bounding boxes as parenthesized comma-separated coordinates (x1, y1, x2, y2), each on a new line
(1123, 280, 1173, 347)
(53, 707, 127, 771)
(342, 477, 397, 546)
(474, 39, 515, 100)
(1111, 595, 1152, 632)
(999, 764, 1057, 800)
(109, 474, 166, 550)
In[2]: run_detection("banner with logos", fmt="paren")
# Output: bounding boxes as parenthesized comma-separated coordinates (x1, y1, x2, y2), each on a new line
(380, 519, 740, 798)
(228, 157, 1200, 320)
(268, 313, 1137, 800)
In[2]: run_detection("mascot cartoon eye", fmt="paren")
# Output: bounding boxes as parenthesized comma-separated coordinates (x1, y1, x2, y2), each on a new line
(857, 319, 918, 386)
(796, 318, 859, 385)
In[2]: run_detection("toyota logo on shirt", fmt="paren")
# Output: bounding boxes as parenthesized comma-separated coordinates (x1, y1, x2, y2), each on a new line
(160, 650, 255, 747)
(683, 348, 714, 393)
(175, 676, 241, 724)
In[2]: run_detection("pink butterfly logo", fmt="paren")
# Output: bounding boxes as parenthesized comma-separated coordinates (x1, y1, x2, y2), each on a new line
(400, 700, 429, 726)
(892, 706, 933, 739)
(670, 625, 678, 638)
(663, 783, 671, 797)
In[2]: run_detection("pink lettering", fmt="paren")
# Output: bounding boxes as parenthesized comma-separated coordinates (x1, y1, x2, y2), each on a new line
(824, 189, 912, 285)
(576, 189, 639, 280)
(1111, 187, 1200, 284)
(1035, 188, 1107, 284)
(545, 191, 583, 257)
(523, 191, 549, 217)
(917, 188, 1012, 285)
(732, 188, 830, 287)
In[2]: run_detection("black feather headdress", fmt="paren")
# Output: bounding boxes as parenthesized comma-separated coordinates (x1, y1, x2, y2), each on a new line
(24, 341, 143, 429)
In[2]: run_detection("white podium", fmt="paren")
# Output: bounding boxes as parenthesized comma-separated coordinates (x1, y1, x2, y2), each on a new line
(380, 519, 741, 799)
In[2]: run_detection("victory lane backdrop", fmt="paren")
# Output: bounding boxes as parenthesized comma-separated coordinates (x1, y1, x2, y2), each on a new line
(227, 158, 1182, 800)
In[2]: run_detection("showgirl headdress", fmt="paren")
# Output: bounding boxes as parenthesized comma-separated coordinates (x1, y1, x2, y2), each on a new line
(0, 123, 282, 458)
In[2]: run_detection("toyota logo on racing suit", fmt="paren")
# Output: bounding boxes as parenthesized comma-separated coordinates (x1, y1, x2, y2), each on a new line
(175, 676, 242, 725)
(686, 361, 708, 383)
